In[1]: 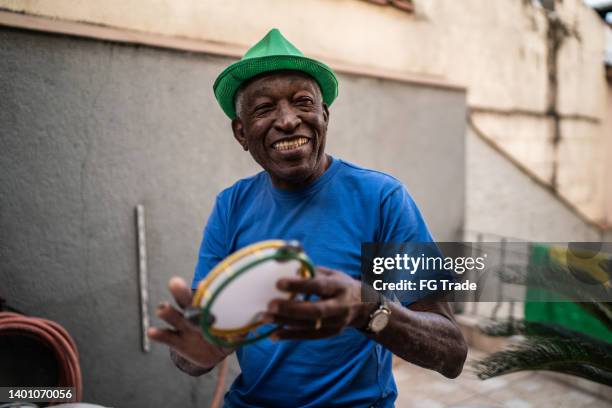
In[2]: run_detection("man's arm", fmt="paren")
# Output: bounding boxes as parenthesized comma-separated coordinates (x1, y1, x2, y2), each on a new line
(354, 297, 467, 378)
(170, 348, 216, 377)
(148, 277, 234, 376)
(265, 267, 468, 379)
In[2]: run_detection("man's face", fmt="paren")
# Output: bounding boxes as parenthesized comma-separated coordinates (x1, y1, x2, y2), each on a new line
(231, 71, 330, 189)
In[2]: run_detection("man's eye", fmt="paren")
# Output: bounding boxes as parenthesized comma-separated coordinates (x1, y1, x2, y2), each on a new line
(295, 97, 313, 106)
(254, 104, 273, 115)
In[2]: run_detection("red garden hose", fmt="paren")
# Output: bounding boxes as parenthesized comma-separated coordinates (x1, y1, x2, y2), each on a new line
(0, 312, 82, 403)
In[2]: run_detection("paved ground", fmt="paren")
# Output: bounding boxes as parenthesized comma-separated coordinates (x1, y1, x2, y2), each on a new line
(393, 349, 611, 408)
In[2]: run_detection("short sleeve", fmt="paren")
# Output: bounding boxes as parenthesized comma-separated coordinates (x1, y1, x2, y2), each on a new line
(378, 185, 435, 243)
(191, 194, 229, 289)
(376, 185, 449, 305)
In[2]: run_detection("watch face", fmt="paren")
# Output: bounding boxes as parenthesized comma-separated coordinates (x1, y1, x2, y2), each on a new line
(370, 311, 390, 332)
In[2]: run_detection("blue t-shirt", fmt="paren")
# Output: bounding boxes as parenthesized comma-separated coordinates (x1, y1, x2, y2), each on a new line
(192, 156, 435, 408)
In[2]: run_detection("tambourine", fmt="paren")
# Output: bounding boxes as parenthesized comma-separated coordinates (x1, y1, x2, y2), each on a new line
(187, 240, 315, 347)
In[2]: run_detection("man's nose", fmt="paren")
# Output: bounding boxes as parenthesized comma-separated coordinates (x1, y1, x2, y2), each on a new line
(274, 102, 301, 133)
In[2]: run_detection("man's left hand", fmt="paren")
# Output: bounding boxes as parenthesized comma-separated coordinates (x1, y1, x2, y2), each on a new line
(264, 266, 373, 340)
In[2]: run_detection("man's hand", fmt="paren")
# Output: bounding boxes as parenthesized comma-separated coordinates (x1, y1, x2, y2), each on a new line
(147, 277, 232, 376)
(265, 266, 467, 378)
(264, 266, 374, 340)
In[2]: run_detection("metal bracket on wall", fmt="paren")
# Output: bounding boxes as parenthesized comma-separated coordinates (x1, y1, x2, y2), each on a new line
(136, 204, 150, 353)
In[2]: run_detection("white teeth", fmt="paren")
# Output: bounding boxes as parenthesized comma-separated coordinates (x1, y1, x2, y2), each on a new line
(273, 137, 309, 151)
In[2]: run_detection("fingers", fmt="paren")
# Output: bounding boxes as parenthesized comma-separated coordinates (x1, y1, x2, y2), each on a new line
(315, 266, 336, 276)
(265, 313, 347, 330)
(156, 302, 192, 331)
(169, 277, 193, 309)
(277, 276, 340, 298)
(147, 327, 180, 347)
(268, 297, 346, 320)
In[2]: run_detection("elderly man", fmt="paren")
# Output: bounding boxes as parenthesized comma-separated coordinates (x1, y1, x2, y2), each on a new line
(148, 29, 467, 407)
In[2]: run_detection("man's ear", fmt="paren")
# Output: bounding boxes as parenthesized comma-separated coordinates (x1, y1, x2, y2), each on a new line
(231, 118, 248, 151)
(322, 103, 330, 129)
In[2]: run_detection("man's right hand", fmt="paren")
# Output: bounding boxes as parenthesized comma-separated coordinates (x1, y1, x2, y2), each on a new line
(147, 277, 233, 376)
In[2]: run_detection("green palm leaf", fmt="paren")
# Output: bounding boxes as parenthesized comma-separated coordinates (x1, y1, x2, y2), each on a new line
(545, 362, 612, 386)
(479, 319, 612, 345)
(473, 336, 612, 385)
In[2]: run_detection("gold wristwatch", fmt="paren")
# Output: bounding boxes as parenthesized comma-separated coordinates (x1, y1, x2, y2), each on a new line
(366, 293, 391, 334)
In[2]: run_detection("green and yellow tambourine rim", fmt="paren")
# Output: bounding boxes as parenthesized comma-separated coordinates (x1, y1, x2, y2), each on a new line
(193, 240, 315, 347)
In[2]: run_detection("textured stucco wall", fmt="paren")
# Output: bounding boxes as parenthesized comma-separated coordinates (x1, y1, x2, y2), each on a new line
(465, 129, 602, 242)
(605, 82, 612, 227)
(0, 28, 465, 406)
(0, 0, 607, 226)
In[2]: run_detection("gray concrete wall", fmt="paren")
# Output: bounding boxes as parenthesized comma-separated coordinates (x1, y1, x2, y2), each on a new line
(0, 28, 465, 407)
(465, 128, 603, 242)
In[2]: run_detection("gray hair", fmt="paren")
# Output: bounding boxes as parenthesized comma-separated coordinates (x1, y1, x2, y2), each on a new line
(234, 86, 247, 119)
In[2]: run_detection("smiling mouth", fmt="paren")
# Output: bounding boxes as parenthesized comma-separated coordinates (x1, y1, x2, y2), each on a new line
(272, 137, 310, 151)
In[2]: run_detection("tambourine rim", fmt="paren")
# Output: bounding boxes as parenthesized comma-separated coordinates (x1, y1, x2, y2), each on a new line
(193, 240, 314, 342)
(193, 240, 286, 307)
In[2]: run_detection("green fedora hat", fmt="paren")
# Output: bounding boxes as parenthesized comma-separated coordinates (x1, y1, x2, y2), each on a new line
(213, 28, 338, 119)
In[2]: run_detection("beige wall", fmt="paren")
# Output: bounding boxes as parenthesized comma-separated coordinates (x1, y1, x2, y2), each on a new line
(605, 82, 612, 227)
(554, 1, 608, 222)
(1, 0, 609, 228)
(604, 26, 612, 228)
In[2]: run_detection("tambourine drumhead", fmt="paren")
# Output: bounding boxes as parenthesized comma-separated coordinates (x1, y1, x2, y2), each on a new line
(200, 249, 303, 332)
(193, 240, 313, 339)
